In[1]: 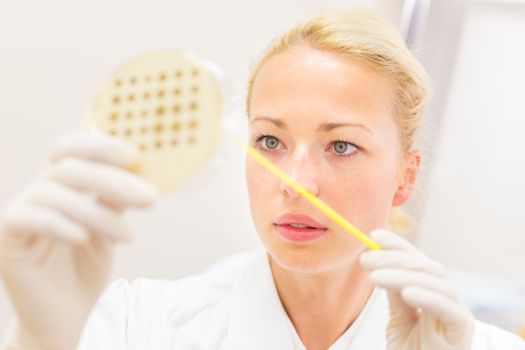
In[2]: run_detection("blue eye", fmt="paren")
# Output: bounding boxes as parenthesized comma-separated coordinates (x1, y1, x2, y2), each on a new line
(332, 141, 357, 156)
(259, 135, 280, 150)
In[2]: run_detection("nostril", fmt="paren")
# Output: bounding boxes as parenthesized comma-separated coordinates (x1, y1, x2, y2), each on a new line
(279, 177, 320, 198)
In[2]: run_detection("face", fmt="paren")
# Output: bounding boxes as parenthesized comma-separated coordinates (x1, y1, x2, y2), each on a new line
(246, 45, 418, 273)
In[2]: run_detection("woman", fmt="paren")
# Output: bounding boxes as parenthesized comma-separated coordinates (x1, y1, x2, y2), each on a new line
(1, 8, 524, 350)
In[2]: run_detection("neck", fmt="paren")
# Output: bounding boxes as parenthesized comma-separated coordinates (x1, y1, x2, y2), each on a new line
(269, 255, 374, 350)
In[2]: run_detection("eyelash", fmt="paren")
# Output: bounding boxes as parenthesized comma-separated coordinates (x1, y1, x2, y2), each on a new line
(253, 133, 280, 153)
(252, 133, 360, 157)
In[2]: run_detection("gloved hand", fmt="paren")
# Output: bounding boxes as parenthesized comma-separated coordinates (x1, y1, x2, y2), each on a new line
(0, 131, 158, 350)
(360, 229, 474, 350)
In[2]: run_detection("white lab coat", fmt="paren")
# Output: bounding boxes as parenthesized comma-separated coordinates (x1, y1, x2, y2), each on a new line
(78, 250, 525, 349)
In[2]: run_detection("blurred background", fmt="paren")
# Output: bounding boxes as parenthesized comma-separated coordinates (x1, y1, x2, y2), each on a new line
(1, 0, 524, 337)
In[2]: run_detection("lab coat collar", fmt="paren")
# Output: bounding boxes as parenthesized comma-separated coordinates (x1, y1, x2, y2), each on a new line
(225, 250, 294, 350)
(225, 250, 390, 349)
(171, 250, 389, 349)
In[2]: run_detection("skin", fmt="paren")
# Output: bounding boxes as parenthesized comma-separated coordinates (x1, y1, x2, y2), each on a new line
(246, 44, 420, 350)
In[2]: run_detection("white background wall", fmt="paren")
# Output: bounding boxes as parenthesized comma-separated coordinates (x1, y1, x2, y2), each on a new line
(0, 0, 404, 335)
(416, 2, 525, 331)
(418, 1, 525, 278)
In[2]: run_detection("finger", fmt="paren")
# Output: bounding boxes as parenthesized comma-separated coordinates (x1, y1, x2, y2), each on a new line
(386, 291, 419, 325)
(401, 286, 473, 326)
(51, 157, 158, 208)
(25, 181, 133, 242)
(360, 250, 447, 278)
(3, 204, 88, 244)
(370, 229, 423, 256)
(369, 269, 459, 301)
(50, 131, 141, 171)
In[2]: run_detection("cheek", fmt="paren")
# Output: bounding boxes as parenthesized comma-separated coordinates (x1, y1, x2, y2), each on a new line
(245, 160, 277, 216)
(245, 160, 262, 198)
(323, 162, 398, 232)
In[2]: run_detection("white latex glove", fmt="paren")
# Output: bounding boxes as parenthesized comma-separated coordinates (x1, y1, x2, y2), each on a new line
(0, 131, 158, 350)
(360, 229, 474, 350)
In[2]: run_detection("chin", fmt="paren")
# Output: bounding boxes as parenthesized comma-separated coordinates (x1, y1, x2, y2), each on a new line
(265, 239, 363, 275)
(270, 248, 328, 273)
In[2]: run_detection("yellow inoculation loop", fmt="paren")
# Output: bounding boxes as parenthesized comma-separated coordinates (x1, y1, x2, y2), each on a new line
(243, 143, 381, 250)
(84, 50, 381, 248)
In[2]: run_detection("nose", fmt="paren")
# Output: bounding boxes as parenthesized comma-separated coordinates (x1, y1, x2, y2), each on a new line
(279, 147, 320, 198)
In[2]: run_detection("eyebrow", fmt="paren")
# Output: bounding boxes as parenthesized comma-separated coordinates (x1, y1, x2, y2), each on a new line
(250, 116, 373, 134)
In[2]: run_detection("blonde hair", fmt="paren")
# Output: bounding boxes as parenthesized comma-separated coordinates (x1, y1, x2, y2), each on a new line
(247, 8, 429, 151)
(246, 8, 430, 234)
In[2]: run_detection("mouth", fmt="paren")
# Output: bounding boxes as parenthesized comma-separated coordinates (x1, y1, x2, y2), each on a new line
(273, 213, 328, 242)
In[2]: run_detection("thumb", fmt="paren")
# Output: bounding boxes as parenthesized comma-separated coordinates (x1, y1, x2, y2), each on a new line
(386, 291, 418, 342)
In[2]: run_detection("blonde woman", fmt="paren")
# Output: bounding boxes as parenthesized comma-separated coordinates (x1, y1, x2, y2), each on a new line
(1, 8, 524, 350)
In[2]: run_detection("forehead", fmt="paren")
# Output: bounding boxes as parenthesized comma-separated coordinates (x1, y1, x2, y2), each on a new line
(249, 46, 396, 129)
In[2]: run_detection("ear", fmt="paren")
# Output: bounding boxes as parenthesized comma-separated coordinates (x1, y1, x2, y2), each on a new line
(392, 150, 421, 207)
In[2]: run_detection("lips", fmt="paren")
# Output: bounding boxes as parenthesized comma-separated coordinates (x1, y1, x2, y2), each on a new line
(274, 213, 326, 228)
(273, 213, 327, 242)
